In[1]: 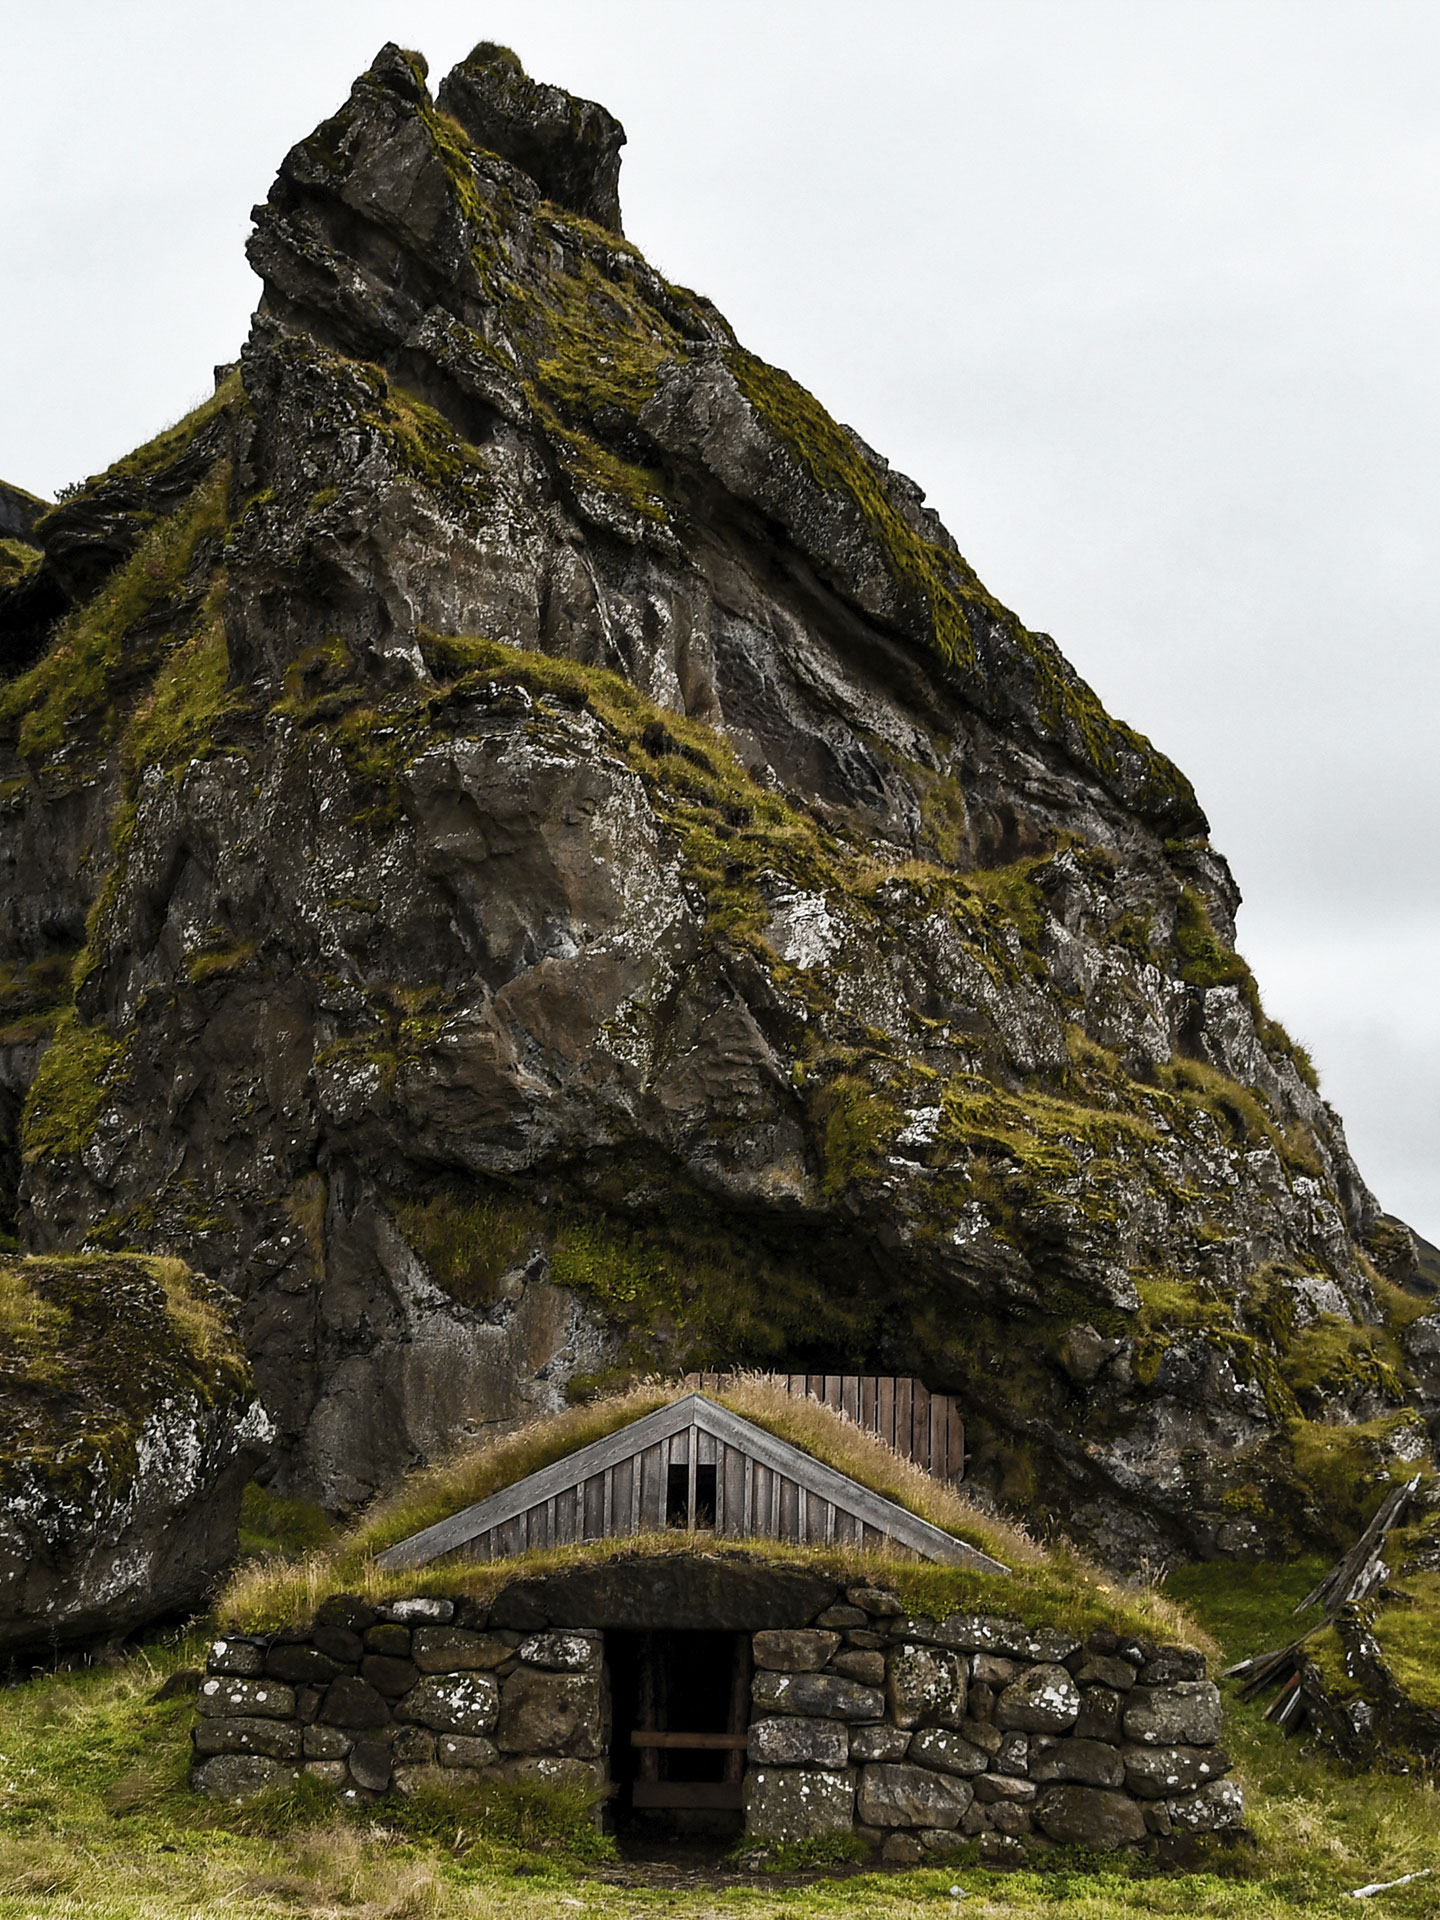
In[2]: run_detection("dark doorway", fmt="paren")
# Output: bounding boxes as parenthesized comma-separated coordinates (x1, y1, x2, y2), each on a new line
(606, 1630, 749, 1837)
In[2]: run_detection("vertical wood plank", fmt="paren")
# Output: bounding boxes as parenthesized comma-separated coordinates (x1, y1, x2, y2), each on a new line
(842, 1375, 860, 1424)
(896, 1377, 913, 1464)
(824, 1375, 842, 1410)
(743, 1455, 755, 1537)
(878, 1376, 895, 1451)
(697, 1429, 716, 1466)
(860, 1374, 877, 1438)
(911, 1380, 930, 1471)
(779, 1475, 798, 1543)
(687, 1426, 698, 1533)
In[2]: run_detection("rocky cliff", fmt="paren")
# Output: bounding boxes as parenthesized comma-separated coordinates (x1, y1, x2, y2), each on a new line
(1, 41, 1435, 1571)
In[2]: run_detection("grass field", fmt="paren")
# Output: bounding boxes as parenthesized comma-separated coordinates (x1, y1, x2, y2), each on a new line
(0, 1551, 1436, 1920)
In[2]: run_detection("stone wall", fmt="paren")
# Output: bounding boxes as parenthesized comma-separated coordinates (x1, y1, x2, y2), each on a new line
(192, 1595, 606, 1803)
(193, 1582, 1243, 1863)
(744, 1585, 1242, 1863)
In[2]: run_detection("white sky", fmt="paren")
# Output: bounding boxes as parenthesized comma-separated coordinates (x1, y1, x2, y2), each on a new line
(3, 0, 1436, 1242)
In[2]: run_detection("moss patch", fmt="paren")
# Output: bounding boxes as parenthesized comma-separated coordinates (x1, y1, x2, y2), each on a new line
(19, 1013, 127, 1165)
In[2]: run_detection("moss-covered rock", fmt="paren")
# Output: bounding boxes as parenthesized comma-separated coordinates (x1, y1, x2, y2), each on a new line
(0, 41, 1430, 1575)
(0, 1253, 269, 1654)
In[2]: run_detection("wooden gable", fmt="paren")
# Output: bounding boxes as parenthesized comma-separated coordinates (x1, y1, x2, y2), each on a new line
(376, 1393, 1007, 1574)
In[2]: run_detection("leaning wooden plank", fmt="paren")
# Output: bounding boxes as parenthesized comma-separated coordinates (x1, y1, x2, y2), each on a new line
(1295, 1477, 1419, 1616)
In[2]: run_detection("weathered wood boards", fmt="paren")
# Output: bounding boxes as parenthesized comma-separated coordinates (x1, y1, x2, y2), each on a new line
(685, 1373, 966, 1483)
(375, 1394, 1006, 1575)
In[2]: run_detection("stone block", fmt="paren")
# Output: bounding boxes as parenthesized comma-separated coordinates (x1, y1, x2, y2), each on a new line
(517, 1630, 602, 1672)
(909, 1728, 992, 1776)
(496, 1669, 602, 1756)
(364, 1623, 412, 1659)
(1144, 1802, 1172, 1835)
(752, 1670, 884, 1721)
(313, 1623, 364, 1664)
(382, 1598, 455, 1625)
(935, 1616, 1080, 1664)
(295, 1687, 322, 1725)
(303, 1724, 352, 1759)
(438, 1733, 499, 1768)
(919, 1827, 969, 1857)
(972, 1653, 1020, 1687)
(197, 1677, 296, 1720)
(320, 1676, 392, 1728)
(1074, 1686, 1124, 1743)
(746, 1765, 856, 1840)
(991, 1801, 1033, 1836)
(1074, 1655, 1137, 1691)
(315, 1594, 376, 1634)
(208, 1638, 265, 1677)
(348, 1739, 392, 1792)
(194, 1754, 299, 1800)
(816, 1605, 868, 1630)
(857, 1763, 973, 1829)
(748, 1715, 849, 1768)
(412, 1627, 512, 1672)
(960, 1718, 1002, 1754)
(361, 1654, 420, 1697)
(994, 1665, 1080, 1734)
(392, 1726, 437, 1765)
(1033, 1784, 1146, 1849)
(1139, 1647, 1206, 1686)
(887, 1644, 966, 1729)
(967, 1682, 996, 1723)
(831, 1650, 886, 1687)
(848, 1587, 904, 1616)
(1028, 1737, 1124, 1788)
(882, 1831, 926, 1864)
(1122, 1682, 1222, 1748)
(192, 1716, 302, 1761)
(974, 1773, 1036, 1803)
(266, 1644, 342, 1685)
(849, 1723, 911, 1762)
(397, 1672, 500, 1737)
(752, 1629, 842, 1671)
(961, 1801, 991, 1834)
(304, 1761, 348, 1787)
(890, 1615, 939, 1643)
(1166, 1778, 1245, 1833)
(1122, 1743, 1231, 1800)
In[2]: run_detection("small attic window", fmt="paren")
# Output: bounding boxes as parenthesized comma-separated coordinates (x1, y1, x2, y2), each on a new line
(665, 1462, 718, 1529)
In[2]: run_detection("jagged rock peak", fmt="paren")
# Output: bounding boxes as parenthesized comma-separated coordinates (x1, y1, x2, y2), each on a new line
(437, 40, 626, 234)
(0, 480, 45, 544)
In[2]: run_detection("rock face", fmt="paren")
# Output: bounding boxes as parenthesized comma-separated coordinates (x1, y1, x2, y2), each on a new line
(0, 1254, 269, 1654)
(0, 41, 1434, 1563)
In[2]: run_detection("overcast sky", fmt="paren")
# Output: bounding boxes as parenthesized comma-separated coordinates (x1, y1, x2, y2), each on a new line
(3, 1, 1436, 1243)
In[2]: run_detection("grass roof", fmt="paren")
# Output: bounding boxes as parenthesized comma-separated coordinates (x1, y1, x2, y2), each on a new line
(220, 1378, 1207, 1651)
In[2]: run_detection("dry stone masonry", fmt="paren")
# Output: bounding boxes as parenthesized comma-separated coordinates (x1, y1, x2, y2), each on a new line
(194, 1581, 1242, 1861)
(194, 1596, 607, 1804)
(742, 1587, 1241, 1862)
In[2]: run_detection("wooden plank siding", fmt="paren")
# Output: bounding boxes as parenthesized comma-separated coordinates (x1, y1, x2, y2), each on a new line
(376, 1394, 1004, 1576)
(685, 1373, 966, 1485)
